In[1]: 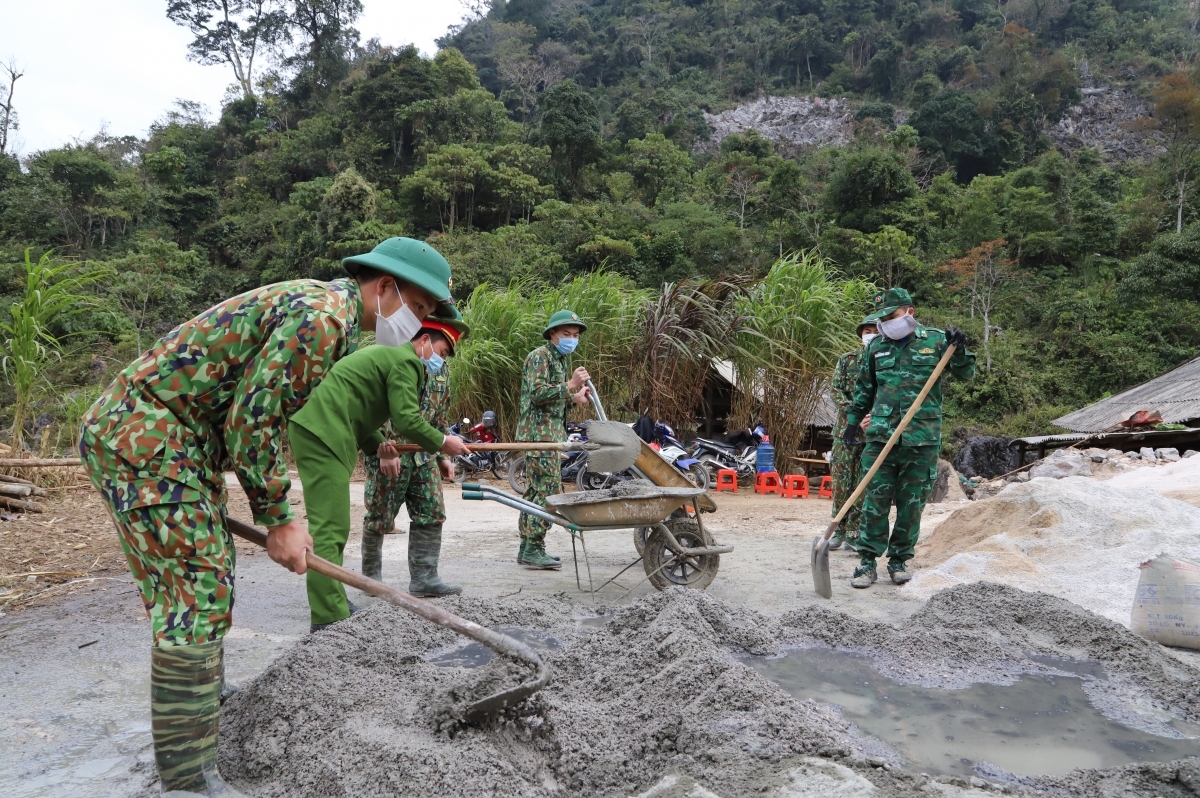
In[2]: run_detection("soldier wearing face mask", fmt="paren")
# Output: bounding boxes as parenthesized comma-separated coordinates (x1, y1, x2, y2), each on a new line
(289, 244, 472, 631)
(360, 316, 468, 599)
(514, 310, 593, 569)
(842, 288, 974, 589)
(827, 313, 882, 553)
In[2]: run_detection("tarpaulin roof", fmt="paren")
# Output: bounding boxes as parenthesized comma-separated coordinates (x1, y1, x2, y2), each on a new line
(1053, 355, 1200, 433)
(710, 360, 839, 428)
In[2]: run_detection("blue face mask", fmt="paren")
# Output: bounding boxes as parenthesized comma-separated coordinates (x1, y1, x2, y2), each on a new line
(423, 352, 445, 374)
(555, 337, 579, 355)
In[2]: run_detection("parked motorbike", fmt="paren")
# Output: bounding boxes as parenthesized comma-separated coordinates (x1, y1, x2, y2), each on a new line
(651, 422, 710, 490)
(450, 411, 508, 480)
(507, 421, 591, 494)
(692, 423, 766, 483)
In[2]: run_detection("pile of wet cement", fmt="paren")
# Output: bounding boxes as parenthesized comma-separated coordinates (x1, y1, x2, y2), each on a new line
(218, 584, 1200, 797)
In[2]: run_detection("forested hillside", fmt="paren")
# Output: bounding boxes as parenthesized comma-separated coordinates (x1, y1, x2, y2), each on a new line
(2, 0, 1199, 453)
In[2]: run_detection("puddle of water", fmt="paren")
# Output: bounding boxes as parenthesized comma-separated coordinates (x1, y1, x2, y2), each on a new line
(425, 627, 562, 668)
(741, 648, 1200, 778)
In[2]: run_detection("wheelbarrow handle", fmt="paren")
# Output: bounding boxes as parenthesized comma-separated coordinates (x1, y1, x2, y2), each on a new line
(224, 516, 551, 719)
(385, 442, 586, 453)
(462, 489, 576, 529)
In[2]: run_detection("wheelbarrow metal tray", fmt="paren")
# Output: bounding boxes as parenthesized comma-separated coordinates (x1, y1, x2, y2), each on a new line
(547, 484, 704, 527)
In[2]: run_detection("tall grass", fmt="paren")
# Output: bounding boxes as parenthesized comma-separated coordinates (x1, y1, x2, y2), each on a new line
(1, 250, 108, 450)
(452, 272, 650, 435)
(729, 250, 876, 466)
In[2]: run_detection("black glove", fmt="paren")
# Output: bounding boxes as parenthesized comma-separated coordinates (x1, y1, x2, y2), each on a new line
(946, 327, 968, 350)
(842, 425, 862, 448)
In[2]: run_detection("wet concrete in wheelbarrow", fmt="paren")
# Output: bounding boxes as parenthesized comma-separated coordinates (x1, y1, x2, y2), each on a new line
(218, 584, 1200, 798)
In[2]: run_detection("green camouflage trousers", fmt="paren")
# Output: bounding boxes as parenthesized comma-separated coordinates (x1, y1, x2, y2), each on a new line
(857, 441, 939, 566)
(830, 437, 866, 541)
(107, 500, 234, 647)
(362, 453, 445, 535)
(518, 452, 561, 544)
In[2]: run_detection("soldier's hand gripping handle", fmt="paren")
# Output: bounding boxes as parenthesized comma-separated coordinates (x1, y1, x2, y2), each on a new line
(265, 518, 313, 575)
(946, 327, 968, 350)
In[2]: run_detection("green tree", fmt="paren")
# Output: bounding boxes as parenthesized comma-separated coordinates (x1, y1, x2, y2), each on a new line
(625, 133, 692, 206)
(824, 148, 917, 232)
(537, 79, 601, 195)
(165, 0, 287, 97)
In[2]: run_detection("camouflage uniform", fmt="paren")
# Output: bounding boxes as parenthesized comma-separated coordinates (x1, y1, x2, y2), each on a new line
(515, 343, 570, 544)
(79, 278, 362, 646)
(362, 368, 451, 534)
(830, 349, 866, 545)
(846, 325, 974, 570)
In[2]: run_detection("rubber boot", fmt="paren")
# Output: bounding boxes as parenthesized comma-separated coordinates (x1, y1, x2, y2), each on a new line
(828, 533, 845, 551)
(150, 640, 247, 797)
(517, 538, 560, 565)
(361, 531, 383, 582)
(408, 524, 462, 597)
(520, 538, 562, 570)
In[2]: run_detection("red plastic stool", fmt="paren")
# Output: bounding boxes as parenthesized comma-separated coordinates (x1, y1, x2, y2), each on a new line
(715, 469, 739, 492)
(782, 474, 810, 499)
(818, 475, 834, 498)
(754, 471, 782, 496)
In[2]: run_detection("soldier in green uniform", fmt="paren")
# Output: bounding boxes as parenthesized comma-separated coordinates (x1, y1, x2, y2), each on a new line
(77, 237, 458, 797)
(828, 313, 881, 552)
(290, 315, 470, 631)
(515, 310, 593, 569)
(360, 317, 468, 598)
(842, 288, 974, 588)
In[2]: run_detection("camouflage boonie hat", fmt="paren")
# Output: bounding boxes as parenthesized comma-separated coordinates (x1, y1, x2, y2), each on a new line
(856, 312, 882, 334)
(871, 287, 914, 315)
(543, 309, 587, 339)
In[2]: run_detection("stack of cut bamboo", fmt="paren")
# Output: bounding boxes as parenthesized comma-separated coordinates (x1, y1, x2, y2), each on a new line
(0, 473, 47, 513)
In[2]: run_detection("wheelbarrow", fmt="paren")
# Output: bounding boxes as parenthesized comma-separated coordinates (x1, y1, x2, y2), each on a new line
(462, 482, 733, 600)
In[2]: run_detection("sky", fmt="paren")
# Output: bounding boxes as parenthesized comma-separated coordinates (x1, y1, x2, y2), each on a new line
(0, 0, 469, 157)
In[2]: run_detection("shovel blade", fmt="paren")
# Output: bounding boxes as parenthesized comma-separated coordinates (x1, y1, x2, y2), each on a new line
(584, 420, 643, 473)
(811, 528, 833, 599)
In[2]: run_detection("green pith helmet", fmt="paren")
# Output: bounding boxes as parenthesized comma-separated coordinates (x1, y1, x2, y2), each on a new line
(342, 237, 453, 304)
(871, 287, 914, 316)
(543, 309, 587, 339)
(857, 312, 882, 334)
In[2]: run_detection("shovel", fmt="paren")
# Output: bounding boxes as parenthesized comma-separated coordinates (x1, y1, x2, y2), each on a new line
(811, 344, 957, 599)
(387, 419, 642, 474)
(225, 517, 551, 721)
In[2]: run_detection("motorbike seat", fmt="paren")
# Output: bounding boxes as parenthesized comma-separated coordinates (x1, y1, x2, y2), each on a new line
(694, 437, 736, 451)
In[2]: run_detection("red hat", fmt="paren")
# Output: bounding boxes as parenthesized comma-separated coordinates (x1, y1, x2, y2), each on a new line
(418, 319, 467, 354)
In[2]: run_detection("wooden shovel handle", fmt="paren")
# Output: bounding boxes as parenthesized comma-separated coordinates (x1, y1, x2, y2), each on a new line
(826, 344, 957, 539)
(385, 442, 570, 453)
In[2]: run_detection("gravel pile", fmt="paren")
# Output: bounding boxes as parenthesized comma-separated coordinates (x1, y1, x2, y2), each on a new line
(218, 585, 1199, 797)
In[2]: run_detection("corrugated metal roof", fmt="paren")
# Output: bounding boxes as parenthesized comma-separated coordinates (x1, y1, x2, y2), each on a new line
(1012, 428, 1200, 446)
(1053, 355, 1200, 433)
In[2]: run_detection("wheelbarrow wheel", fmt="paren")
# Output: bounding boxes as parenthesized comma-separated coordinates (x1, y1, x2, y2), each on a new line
(507, 455, 529, 495)
(633, 526, 650, 556)
(643, 519, 719, 591)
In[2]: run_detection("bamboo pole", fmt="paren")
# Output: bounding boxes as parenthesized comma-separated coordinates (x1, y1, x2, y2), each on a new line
(0, 458, 82, 468)
(0, 496, 44, 512)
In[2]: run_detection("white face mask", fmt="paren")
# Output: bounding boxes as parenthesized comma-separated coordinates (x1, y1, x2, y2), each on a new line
(879, 313, 918, 340)
(861, 333, 878, 347)
(376, 286, 422, 347)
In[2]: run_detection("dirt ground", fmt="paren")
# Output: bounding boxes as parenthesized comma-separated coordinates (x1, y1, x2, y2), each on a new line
(0, 474, 967, 797)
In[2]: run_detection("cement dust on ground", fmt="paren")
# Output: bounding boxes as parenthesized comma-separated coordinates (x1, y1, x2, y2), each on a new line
(3, 475, 1198, 797)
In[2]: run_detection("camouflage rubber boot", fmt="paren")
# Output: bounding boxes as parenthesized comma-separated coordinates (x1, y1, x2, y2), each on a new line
(887, 560, 912, 585)
(150, 641, 247, 797)
(408, 524, 462, 597)
(851, 562, 877, 589)
(520, 538, 562, 570)
(361, 531, 383, 582)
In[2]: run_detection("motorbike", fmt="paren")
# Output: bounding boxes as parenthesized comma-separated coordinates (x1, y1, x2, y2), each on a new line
(650, 422, 710, 490)
(507, 421, 592, 494)
(449, 411, 508, 481)
(692, 423, 766, 483)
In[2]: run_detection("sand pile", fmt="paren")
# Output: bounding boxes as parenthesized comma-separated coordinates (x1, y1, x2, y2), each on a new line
(1107, 453, 1200, 506)
(906, 477, 1200, 624)
(217, 585, 1200, 797)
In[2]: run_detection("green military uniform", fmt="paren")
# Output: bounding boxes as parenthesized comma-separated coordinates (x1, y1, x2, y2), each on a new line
(845, 288, 974, 583)
(362, 367, 450, 538)
(829, 349, 867, 547)
(515, 310, 586, 568)
(290, 344, 444, 627)
(80, 277, 363, 646)
(79, 277, 363, 797)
